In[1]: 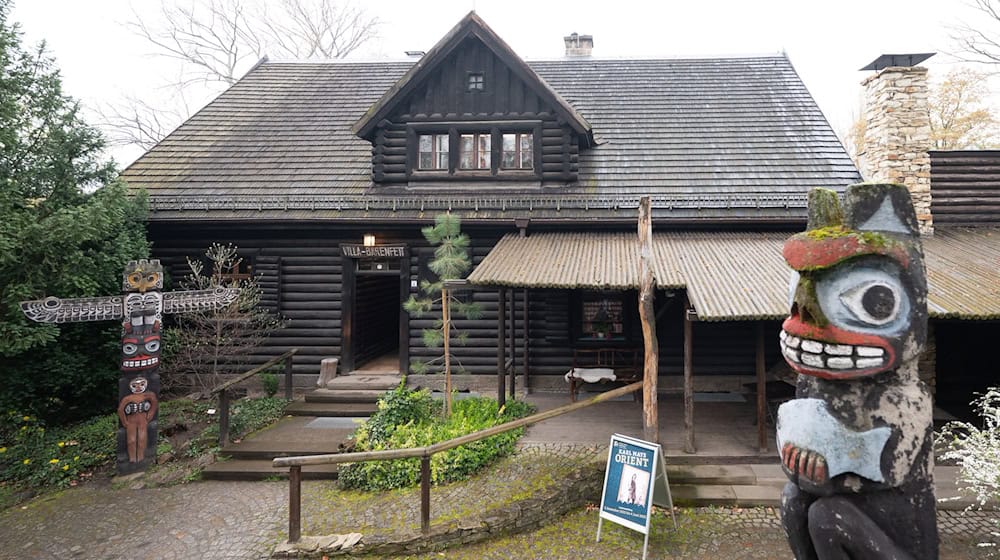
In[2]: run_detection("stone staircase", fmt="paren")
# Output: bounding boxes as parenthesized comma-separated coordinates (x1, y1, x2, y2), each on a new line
(202, 373, 401, 481)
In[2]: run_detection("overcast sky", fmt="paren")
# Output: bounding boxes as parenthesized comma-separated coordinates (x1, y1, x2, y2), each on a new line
(10, 0, 988, 167)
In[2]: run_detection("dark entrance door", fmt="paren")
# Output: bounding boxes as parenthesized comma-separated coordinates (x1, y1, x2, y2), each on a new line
(340, 244, 410, 373)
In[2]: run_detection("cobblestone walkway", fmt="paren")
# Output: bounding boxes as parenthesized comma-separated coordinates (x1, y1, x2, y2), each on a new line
(0, 444, 996, 559)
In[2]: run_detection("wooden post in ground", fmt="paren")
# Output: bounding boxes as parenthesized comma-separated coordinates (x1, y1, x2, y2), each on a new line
(683, 296, 696, 454)
(442, 287, 452, 417)
(756, 322, 768, 452)
(497, 287, 506, 407)
(638, 197, 659, 443)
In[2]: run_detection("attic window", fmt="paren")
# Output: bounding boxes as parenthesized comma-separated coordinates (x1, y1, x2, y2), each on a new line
(467, 73, 484, 91)
(418, 134, 449, 170)
(459, 133, 491, 170)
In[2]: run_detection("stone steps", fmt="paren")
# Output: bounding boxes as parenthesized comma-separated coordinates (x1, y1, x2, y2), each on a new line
(305, 388, 388, 403)
(202, 459, 339, 481)
(284, 401, 379, 417)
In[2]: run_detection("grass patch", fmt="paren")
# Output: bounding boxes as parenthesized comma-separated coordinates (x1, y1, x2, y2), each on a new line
(339, 386, 533, 491)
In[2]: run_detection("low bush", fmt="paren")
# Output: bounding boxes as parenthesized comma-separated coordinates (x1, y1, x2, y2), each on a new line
(339, 387, 533, 491)
(0, 410, 117, 490)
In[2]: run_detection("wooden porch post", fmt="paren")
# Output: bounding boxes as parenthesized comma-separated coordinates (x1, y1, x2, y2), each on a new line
(522, 288, 529, 395)
(497, 287, 506, 407)
(638, 197, 659, 443)
(683, 296, 696, 454)
(508, 287, 516, 399)
(756, 322, 768, 452)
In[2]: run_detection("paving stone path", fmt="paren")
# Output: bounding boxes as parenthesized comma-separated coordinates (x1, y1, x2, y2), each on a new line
(0, 443, 996, 559)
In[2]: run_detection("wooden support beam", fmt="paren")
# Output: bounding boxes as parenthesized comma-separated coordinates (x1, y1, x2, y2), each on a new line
(638, 196, 659, 444)
(508, 287, 516, 398)
(756, 322, 768, 453)
(443, 287, 452, 417)
(522, 288, 529, 395)
(497, 287, 506, 407)
(683, 296, 696, 454)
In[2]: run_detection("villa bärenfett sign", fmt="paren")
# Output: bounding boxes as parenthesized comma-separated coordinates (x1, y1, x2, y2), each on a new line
(340, 244, 408, 258)
(777, 183, 937, 559)
(597, 434, 675, 560)
(21, 259, 239, 475)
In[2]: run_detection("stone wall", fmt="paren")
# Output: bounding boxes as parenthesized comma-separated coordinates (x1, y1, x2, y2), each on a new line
(860, 66, 934, 235)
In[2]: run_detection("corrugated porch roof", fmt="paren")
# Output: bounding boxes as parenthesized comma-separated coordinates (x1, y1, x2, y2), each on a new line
(466, 229, 1000, 321)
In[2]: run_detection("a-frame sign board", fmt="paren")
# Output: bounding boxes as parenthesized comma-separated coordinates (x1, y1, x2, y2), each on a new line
(597, 434, 676, 560)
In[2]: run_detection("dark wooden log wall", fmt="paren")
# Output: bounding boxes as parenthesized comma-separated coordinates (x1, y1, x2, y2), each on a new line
(149, 226, 782, 384)
(930, 150, 1000, 225)
(372, 37, 580, 185)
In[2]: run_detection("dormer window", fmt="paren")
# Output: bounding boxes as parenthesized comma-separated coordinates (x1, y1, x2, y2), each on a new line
(459, 133, 491, 170)
(502, 133, 533, 170)
(467, 72, 484, 91)
(418, 134, 449, 170)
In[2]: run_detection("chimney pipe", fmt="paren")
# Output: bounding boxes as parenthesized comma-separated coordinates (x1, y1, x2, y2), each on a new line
(564, 32, 593, 57)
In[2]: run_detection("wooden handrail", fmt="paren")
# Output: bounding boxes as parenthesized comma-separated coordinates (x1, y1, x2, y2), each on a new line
(209, 348, 299, 395)
(211, 348, 298, 447)
(275, 380, 643, 542)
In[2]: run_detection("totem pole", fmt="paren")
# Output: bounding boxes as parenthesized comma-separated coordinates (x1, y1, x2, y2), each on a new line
(21, 259, 238, 475)
(776, 183, 937, 559)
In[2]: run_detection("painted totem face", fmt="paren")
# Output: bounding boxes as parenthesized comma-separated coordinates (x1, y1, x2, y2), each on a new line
(780, 184, 927, 380)
(123, 259, 163, 294)
(129, 377, 149, 394)
(121, 307, 161, 372)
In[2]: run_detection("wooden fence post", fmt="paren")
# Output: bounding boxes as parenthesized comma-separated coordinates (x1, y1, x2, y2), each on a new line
(289, 465, 302, 543)
(420, 455, 431, 535)
(218, 389, 230, 448)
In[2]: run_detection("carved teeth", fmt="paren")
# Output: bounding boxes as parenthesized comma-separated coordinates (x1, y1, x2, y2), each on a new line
(856, 358, 884, 368)
(824, 344, 853, 356)
(780, 330, 887, 373)
(826, 357, 854, 369)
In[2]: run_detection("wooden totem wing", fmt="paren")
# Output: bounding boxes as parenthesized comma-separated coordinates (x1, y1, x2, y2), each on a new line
(162, 287, 240, 315)
(20, 295, 125, 324)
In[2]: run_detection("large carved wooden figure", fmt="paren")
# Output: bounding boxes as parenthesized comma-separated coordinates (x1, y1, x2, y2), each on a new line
(777, 183, 937, 559)
(21, 259, 238, 475)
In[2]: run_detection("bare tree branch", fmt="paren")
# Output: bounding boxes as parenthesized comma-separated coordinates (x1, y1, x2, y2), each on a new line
(950, 0, 1000, 67)
(111, 0, 380, 150)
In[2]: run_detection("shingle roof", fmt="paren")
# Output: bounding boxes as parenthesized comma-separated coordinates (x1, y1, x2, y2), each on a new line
(467, 228, 1000, 321)
(122, 55, 860, 222)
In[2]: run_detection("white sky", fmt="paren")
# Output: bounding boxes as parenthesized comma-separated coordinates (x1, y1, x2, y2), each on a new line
(10, 0, 990, 167)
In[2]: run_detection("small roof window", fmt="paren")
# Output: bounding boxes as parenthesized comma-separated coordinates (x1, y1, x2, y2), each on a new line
(467, 73, 484, 91)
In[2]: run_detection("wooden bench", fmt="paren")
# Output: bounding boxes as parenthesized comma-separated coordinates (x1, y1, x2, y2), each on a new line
(566, 347, 641, 402)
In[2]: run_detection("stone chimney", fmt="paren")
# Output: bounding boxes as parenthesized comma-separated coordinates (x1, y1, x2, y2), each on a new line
(564, 32, 593, 57)
(859, 54, 935, 235)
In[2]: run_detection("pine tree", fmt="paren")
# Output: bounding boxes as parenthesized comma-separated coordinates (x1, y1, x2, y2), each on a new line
(403, 214, 481, 415)
(0, 0, 149, 423)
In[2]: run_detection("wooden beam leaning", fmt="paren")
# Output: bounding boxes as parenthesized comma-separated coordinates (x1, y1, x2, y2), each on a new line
(638, 197, 659, 443)
(683, 296, 696, 454)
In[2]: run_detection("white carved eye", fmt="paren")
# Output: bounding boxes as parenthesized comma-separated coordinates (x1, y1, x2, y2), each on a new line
(123, 343, 138, 355)
(839, 280, 901, 326)
(145, 340, 160, 353)
(788, 270, 800, 308)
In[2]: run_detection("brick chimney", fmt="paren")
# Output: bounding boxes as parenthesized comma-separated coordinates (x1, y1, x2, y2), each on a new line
(859, 54, 935, 235)
(564, 32, 593, 57)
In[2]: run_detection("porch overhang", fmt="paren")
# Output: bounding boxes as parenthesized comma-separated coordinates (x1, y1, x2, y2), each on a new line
(467, 228, 1000, 321)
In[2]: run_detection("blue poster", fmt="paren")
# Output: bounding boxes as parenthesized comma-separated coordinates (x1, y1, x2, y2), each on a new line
(599, 434, 658, 533)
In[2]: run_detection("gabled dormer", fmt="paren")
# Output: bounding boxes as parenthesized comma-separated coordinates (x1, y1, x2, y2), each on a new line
(353, 12, 594, 188)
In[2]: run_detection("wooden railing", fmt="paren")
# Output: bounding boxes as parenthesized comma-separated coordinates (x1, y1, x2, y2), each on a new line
(209, 348, 298, 447)
(273, 380, 642, 542)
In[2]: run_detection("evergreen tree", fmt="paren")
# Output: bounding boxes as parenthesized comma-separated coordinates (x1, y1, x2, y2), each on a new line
(403, 214, 481, 414)
(0, 0, 149, 423)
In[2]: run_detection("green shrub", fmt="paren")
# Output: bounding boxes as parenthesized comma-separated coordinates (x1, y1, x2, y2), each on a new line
(339, 390, 533, 491)
(0, 410, 118, 489)
(259, 371, 279, 397)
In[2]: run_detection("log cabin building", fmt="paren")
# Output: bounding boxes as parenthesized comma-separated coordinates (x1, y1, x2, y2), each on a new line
(122, 13, 999, 426)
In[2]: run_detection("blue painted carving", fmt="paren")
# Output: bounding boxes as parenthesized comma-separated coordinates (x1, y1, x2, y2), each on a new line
(777, 183, 937, 559)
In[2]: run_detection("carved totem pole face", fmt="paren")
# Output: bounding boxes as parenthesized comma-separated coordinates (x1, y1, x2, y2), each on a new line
(780, 184, 927, 379)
